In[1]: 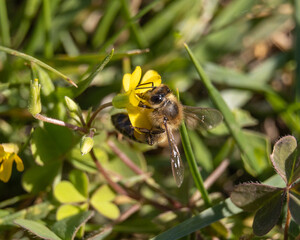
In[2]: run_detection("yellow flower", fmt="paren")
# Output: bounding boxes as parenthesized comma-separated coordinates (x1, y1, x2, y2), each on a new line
(0, 144, 24, 182)
(113, 66, 161, 129)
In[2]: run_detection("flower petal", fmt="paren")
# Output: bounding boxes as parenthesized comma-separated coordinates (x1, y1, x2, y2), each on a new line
(2, 143, 19, 153)
(14, 154, 24, 172)
(127, 106, 152, 130)
(122, 73, 132, 92)
(129, 92, 140, 107)
(140, 70, 161, 86)
(130, 66, 142, 89)
(0, 155, 13, 182)
(0, 145, 4, 158)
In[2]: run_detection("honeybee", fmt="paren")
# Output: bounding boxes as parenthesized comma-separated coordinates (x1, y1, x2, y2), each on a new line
(112, 84, 223, 187)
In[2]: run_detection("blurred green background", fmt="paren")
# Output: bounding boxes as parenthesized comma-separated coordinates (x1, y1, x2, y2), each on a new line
(0, 0, 299, 239)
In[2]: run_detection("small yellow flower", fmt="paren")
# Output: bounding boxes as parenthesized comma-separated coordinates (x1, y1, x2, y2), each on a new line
(113, 66, 161, 129)
(0, 144, 24, 182)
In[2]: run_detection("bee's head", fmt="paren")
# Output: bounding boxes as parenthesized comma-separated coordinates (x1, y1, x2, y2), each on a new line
(148, 84, 171, 105)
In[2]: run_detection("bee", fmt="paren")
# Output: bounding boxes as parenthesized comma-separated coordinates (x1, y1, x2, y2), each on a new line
(112, 84, 223, 187)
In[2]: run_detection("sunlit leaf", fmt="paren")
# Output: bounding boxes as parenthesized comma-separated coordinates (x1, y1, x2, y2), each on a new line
(271, 135, 298, 183)
(68, 170, 89, 198)
(54, 181, 86, 203)
(15, 219, 61, 240)
(230, 183, 283, 212)
(90, 185, 120, 220)
(252, 192, 285, 236)
(56, 205, 82, 221)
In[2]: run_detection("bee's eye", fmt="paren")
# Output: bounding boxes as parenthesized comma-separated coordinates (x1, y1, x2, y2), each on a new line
(150, 94, 164, 104)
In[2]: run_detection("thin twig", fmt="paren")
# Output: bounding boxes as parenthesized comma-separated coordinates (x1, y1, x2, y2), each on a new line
(107, 139, 183, 209)
(284, 190, 291, 240)
(34, 114, 88, 133)
(87, 102, 113, 127)
(115, 204, 140, 224)
(90, 149, 174, 211)
(189, 159, 229, 206)
(90, 149, 128, 196)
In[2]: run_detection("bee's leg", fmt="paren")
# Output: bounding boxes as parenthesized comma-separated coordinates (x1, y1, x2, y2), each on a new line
(138, 101, 153, 109)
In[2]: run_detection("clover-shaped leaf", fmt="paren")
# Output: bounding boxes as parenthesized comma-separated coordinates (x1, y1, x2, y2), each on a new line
(56, 205, 82, 221)
(231, 135, 300, 237)
(252, 192, 285, 236)
(289, 182, 300, 225)
(271, 135, 298, 184)
(90, 185, 120, 220)
(54, 181, 86, 203)
(230, 183, 283, 212)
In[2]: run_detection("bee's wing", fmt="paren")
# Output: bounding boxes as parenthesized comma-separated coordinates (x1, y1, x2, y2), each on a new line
(163, 121, 184, 187)
(183, 106, 223, 130)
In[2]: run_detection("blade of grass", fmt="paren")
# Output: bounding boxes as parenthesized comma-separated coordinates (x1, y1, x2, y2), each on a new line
(42, 0, 53, 58)
(0, 45, 77, 87)
(121, 0, 147, 48)
(184, 43, 258, 174)
(179, 119, 211, 207)
(100, 0, 160, 51)
(12, 0, 41, 48)
(92, 0, 121, 48)
(151, 198, 241, 240)
(0, 0, 11, 46)
(73, 48, 114, 98)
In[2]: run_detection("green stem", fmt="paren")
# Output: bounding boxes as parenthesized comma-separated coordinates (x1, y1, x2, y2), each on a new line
(180, 121, 211, 207)
(0, 45, 77, 87)
(0, 0, 11, 46)
(184, 43, 258, 172)
(42, 0, 53, 58)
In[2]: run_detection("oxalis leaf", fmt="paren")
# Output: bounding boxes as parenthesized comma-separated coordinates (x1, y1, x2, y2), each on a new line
(289, 183, 300, 225)
(14, 219, 61, 240)
(253, 192, 285, 236)
(270, 135, 298, 184)
(51, 211, 94, 240)
(230, 183, 283, 212)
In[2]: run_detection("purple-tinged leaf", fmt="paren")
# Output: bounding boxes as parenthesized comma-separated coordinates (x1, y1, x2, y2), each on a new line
(270, 135, 298, 184)
(230, 183, 283, 211)
(290, 184, 300, 225)
(253, 192, 285, 236)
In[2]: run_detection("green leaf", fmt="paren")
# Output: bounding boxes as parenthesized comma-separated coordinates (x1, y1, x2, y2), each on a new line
(230, 183, 283, 212)
(253, 192, 285, 236)
(90, 185, 120, 220)
(271, 135, 298, 183)
(69, 169, 89, 198)
(51, 211, 94, 240)
(151, 198, 241, 240)
(22, 161, 61, 194)
(14, 219, 61, 240)
(184, 43, 260, 175)
(290, 185, 300, 225)
(54, 181, 86, 203)
(241, 130, 270, 175)
(31, 124, 73, 166)
(0, 202, 54, 226)
(56, 205, 82, 221)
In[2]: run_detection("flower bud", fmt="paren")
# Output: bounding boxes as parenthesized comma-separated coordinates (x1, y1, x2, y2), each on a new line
(80, 135, 94, 155)
(28, 78, 41, 115)
(65, 96, 80, 114)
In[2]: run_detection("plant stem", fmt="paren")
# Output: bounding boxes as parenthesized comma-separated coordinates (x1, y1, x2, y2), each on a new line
(0, 0, 11, 46)
(34, 114, 88, 133)
(107, 139, 183, 209)
(180, 121, 211, 207)
(284, 190, 291, 240)
(0, 45, 77, 87)
(87, 102, 113, 127)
